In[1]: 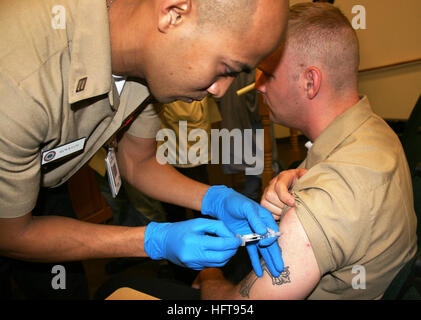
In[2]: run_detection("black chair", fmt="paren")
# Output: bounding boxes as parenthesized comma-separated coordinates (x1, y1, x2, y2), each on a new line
(402, 95, 421, 256)
(402, 95, 421, 177)
(382, 95, 421, 300)
(382, 252, 421, 300)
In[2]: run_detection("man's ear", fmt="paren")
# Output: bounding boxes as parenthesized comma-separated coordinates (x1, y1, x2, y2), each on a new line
(158, 0, 192, 33)
(303, 67, 321, 99)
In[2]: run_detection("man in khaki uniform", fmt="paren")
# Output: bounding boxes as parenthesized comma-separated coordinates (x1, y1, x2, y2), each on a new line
(196, 3, 418, 299)
(0, 0, 289, 298)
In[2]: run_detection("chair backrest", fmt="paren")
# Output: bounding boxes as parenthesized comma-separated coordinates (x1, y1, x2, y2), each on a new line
(402, 95, 421, 176)
(382, 253, 421, 300)
(401, 95, 421, 248)
(383, 95, 421, 300)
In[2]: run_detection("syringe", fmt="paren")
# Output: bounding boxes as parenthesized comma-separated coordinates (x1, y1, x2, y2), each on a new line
(237, 228, 281, 246)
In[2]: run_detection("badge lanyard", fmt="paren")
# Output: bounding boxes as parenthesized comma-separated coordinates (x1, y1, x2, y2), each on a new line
(105, 94, 155, 198)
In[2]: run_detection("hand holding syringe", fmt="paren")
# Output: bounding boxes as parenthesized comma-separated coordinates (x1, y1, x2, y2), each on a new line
(237, 228, 281, 246)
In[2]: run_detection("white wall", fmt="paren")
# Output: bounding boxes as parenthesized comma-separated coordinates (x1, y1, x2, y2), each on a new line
(358, 60, 421, 120)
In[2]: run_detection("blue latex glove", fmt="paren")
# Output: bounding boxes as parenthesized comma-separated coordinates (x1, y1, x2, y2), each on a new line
(201, 185, 284, 277)
(144, 218, 241, 270)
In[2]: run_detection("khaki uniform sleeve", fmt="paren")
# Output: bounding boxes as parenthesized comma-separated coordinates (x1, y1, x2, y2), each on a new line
(291, 163, 371, 275)
(126, 103, 162, 139)
(0, 77, 46, 217)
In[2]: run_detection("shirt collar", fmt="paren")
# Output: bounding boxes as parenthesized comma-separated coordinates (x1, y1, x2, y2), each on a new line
(68, 0, 113, 106)
(305, 95, 374, 168)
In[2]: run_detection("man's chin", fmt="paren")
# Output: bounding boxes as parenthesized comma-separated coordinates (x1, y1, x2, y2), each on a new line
(154, 97, 193, 104)
(171, 96, 206, 104)
(149, 91, 206, 104)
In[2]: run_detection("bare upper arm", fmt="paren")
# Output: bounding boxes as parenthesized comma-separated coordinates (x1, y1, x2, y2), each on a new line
(117, 132, 157, 163)
(235, 207, 321, 299)
(0, 211, 32, 256)
(116, 132, 157, 178)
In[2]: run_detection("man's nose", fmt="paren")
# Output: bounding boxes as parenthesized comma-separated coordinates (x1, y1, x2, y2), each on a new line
(206, 77, 235, 98)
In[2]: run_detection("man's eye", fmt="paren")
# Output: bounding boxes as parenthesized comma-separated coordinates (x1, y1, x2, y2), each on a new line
(225, 71, 239, 77)
(223, 66, 240, 78)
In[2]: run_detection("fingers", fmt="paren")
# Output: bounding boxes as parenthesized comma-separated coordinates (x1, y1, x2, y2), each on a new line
(246, 244, 263, 277)
(261, 168, 308, 216)
(202, 235, 242, 251)
(193, 218, 242, 250)
(273, 171, 296, 207)
(260, 179, 288, 215)
(201, 247, 239, 267)
(262, 242, 284, 273)
(259, 247, 280, 277)
(193, 218, 236, 238)
(200, 234, 240, 267)
(250, 206, 279, 237)
(240, 201, 268, 235)
(256, 205, 279, 233)
(257, 232, 283, 276)
(260, 197, 284, 217)
(245, 242, 284, 278)
(258, 233, 278, 247)
(296, 167, 308, 178)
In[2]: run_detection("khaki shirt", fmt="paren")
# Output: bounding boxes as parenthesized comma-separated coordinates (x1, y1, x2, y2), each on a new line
(0, 0, 161, 218)
(292, 96, 418, 299)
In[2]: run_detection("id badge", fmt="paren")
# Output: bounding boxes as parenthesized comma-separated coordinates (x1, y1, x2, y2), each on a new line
(105, 148, 121, 198)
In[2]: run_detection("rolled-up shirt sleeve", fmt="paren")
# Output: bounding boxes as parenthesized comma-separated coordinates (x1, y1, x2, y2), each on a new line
(126, 103, 162, 139)
(291, 163, 371, 276)
(0, 78, 46, 218)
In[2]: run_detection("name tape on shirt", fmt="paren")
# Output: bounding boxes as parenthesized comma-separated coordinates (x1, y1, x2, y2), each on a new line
(41, 138, 86, 165)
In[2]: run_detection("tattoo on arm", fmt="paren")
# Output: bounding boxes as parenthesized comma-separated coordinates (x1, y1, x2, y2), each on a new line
(239, 264, 291, 298)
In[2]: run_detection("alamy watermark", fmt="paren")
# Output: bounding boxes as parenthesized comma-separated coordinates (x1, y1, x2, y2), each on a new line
(51, 264, 66, 290)
(352, 265, 366, 290)
(156, 121, 264, 175)
(51, 5, 66, 30)
(351, 5, 367, 30)
(50, 4, 367, 31)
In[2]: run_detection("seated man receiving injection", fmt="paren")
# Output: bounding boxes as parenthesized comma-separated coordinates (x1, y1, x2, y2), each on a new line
(195, 2, 418, 300)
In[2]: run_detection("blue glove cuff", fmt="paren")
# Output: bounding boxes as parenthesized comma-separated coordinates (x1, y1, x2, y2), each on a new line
(201, 185, 230, 218)
(144, 222, 171, 260)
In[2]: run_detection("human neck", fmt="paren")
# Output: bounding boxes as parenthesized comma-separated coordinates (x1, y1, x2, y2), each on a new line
(108, 0, 146, 77)
(302, 90, 360, 142)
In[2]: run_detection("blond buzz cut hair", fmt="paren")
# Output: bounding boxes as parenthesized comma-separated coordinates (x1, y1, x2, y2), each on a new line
(287, 2, 360, 91)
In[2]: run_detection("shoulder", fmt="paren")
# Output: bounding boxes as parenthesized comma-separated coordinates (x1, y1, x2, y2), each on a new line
(312, 115, 403, 193)
(0, 0, 75, 84)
